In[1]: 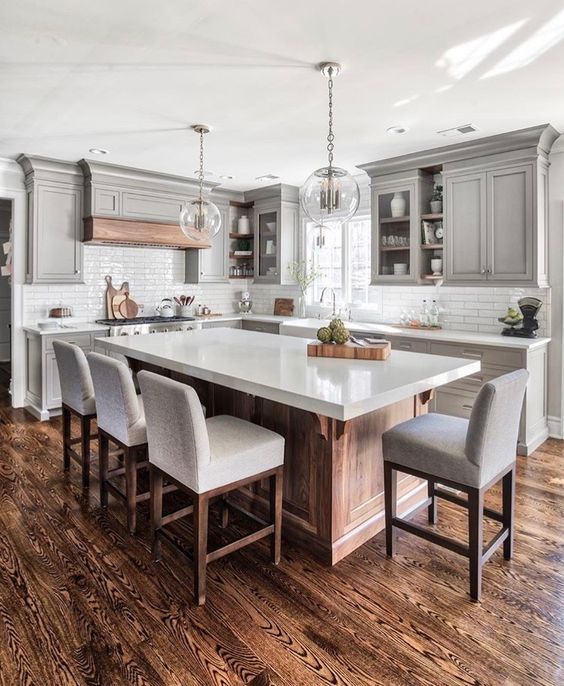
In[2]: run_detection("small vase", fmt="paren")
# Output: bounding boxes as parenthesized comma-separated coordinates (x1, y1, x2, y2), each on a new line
(297, 295, 307, 318)
(238, 215, 250, 234)
(430, 200, 443, 214)
(390, 192, 406, 218)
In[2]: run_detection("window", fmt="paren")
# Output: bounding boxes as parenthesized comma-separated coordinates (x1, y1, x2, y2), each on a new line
(306, 216, 372, 307)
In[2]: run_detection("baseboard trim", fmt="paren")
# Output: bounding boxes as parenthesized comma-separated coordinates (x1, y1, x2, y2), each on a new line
(548, 415, 564, 440)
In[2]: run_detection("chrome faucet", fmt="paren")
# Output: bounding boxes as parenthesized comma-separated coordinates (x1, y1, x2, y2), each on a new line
(320, 287, 337, 317)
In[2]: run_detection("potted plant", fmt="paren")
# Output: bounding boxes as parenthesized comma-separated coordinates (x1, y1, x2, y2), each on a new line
(288, 260, 321, 318)
(430, 184, 443, 213)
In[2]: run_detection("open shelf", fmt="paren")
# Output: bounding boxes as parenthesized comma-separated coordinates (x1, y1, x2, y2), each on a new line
(421, 213, 443, 221)
(229, 275, 252, 280)
(229, 233, 254, 239)
(380, 246, 410, 252)
(380, 216, 410, 224)
(421, 243, 443, 250)
(229, 252, 253, 259)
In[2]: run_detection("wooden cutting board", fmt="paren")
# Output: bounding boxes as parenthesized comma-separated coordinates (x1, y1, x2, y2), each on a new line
(105, 275, 130, 319)
(273, 298, 294, 316)
(119, 293, 139, 319)
(111, 294, 127, 320)
(307, 340, 391, 360)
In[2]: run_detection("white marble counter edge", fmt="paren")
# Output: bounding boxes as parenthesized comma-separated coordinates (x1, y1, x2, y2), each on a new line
(96, 335, 480, 421)
(24, 323, 110, 335)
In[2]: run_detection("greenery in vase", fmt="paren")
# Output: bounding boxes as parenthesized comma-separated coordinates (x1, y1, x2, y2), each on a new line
(432, 184, 443, 201)
(287, 260, 321, 295)
(237, 239, 251, 251)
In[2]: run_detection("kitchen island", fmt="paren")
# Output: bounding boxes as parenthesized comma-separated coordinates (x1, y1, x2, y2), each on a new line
(97, 328, 479, 564)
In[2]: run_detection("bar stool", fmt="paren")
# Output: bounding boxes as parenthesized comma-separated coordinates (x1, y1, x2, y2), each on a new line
(138, 370, 285, 606)
(87, 352, 155, 534)
(53, 341, 97, 489)
(382, 369, 528, 601)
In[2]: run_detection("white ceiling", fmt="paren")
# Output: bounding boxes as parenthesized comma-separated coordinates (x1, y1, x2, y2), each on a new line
(1, 0, 564, 191)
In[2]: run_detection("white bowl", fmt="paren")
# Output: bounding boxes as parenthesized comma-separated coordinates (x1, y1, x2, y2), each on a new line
(265, 222, 276, 232)
(37, 320, 60, 331)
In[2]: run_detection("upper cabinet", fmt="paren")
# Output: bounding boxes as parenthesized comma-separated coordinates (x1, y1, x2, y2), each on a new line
(17, 156, 84, 284)
(245, 184, 299, 285)
(359, 124, 558, 288)
(185, 203, 229, 283)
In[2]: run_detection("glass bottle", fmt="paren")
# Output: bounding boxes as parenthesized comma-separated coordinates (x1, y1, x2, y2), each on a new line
(430, 300, 440, 328)
(420, 300, 429, 327)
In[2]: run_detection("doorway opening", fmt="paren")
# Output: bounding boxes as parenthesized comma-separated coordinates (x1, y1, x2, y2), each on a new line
(0, 199, 13, 396)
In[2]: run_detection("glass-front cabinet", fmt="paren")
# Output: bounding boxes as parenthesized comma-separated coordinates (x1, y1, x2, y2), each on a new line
(255, 206, 280, 281)
(371, 181, 417, 283)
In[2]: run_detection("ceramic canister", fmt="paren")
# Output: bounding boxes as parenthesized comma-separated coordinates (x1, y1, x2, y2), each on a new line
(237, 215, 250, 234)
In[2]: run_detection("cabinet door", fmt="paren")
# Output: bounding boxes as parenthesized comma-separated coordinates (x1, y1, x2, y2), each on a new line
(278, 202, 298, 285)
(45, 352, 62, 409)
(254, 206, 280, 283)
(185, 204, 229, 283)
(444, 172, 487, 282)
(487, 164, 533, 281)
(34, 184, 83, 283)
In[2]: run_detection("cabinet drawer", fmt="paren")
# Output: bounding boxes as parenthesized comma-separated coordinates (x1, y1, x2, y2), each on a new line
(443, 366, 500, 394)
(434, 389, 476, 419)
(202, 320, 242, 329)
(429, 342, 522, 368)
(390, 337, 429, 353)
(241, 320, 280, 334)
(44, 333, 93, 352)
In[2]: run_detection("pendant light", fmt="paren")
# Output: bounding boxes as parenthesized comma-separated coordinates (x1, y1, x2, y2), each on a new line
(179, 125, 221, 241)
(300, 63, 360, 244)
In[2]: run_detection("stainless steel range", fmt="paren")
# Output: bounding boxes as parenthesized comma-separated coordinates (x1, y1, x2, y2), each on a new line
(96, 316, 202, 337)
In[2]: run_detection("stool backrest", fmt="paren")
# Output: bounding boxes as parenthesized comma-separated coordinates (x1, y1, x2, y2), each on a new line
(465, 369, 528, 482)
(53, 340, 95, 415)
(87, 352, 142, 445)
(137, 370, 210, 492)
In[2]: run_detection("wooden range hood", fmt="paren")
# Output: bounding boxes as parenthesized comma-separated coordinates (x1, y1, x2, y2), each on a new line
(83, 216, 211, 250)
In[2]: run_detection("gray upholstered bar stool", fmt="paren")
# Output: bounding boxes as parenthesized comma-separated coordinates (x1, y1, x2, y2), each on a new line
(138, 370, 285, 606)
(53, 340, 97, 489)
(87, 352, 156, 534)
(383, 369, 528, 601)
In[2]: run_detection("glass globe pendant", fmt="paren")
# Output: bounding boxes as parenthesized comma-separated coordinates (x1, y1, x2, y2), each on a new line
(300, 62, 360, 236)
(179, 125, 221, 242)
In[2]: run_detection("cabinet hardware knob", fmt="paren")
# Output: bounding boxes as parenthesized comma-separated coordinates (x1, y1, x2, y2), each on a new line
(74, 269, 80, 274)
(480, 268, 486, 275)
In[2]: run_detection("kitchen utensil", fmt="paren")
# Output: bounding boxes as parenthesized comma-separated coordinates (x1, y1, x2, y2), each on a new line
(501, 297, 542, 338)
(307, 340, 391, 360)
(174, 297, 182, 306)
(156, 298, 175, 317)
(105, 275, 130, 319)
(119, 293, 139, 319)
(111, 294, 127, 319)
(273, 298, 294, 316)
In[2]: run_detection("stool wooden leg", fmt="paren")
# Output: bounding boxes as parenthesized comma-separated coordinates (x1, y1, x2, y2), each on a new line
(468, 487, 484, 602)
(428, 479, 437, 524)
(80, 415, 91, 489)
(384, 462, 397, 557)
(62, 407, 71, 473)
(220, 494, 229, 529)
(150, 467, 163, 562)
(125, 447, 137, 535)
(502, 467, 515, 560)
(193, 494, 209, 606)
(99, 434, 109, 508)
(270, 467, 283, 565)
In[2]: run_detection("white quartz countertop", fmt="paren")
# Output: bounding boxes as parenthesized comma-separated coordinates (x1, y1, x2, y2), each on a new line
(24, 322, 110, 336)
(96, 328, 480, 421)
(279, 318, 550, 351)
(195, 313, 291, 324)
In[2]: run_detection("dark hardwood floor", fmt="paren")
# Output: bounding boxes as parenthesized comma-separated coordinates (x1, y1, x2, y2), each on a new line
(0, 379, 562, 685)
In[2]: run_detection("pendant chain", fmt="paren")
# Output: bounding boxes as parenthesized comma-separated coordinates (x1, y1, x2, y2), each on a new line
(326, 68, 334, 169)
(198, 129, 205, 201)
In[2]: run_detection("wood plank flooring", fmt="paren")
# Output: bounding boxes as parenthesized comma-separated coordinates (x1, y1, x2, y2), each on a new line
(0, 381, 562, 685)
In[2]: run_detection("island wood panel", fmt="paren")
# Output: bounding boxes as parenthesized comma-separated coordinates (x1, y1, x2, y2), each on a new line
(128, 357, 429, 565)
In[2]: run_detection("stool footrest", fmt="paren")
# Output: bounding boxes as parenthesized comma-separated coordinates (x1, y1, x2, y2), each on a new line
(206, 525, 274, 564)
(434, 487, 503, 523)
(392, 517, 470, 558)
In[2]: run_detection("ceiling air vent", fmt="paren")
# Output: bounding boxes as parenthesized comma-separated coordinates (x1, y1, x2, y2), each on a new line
(437, 124, 479, 137)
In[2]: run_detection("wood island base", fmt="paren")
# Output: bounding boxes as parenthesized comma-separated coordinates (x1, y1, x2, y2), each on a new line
(128, 357, 431, 565)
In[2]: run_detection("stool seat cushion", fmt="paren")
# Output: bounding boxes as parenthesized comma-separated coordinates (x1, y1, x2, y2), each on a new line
(383, 413, 482, 488)
(198, 415, 285, 493)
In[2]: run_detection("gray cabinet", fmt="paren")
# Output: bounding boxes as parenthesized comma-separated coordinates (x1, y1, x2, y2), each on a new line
(444, 172, 487, 282)
(18, 156, 84, 284)
(24, 329, 107, 420)
(185, 204, 229, 283)
(445, 163, 534, 284)
(241, 320, 280, 334)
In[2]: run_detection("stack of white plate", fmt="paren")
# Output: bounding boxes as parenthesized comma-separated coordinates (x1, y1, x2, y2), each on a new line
(393, 263, 408, 275)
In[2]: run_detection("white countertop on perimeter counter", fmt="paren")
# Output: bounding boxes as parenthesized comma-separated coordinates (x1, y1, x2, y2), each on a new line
(279, 318, 550, 351)
(95, 328, 480, 421)
(23, 322, 110, 336)
(195, 313, 292, 324)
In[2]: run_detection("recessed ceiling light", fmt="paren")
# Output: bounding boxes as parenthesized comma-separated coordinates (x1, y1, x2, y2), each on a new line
(89, 148, 109, 155)
(219, 175, 233, 180)
(255, 174, 279, 182)
(387, 126, 408, 135)
(437, 123, 478, 137)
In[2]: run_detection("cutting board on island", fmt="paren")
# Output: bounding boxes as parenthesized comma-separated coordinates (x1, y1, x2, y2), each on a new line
(307, 340, 391, 360)
(105, 275, 130, 319)
(274, 298, 294, 316)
